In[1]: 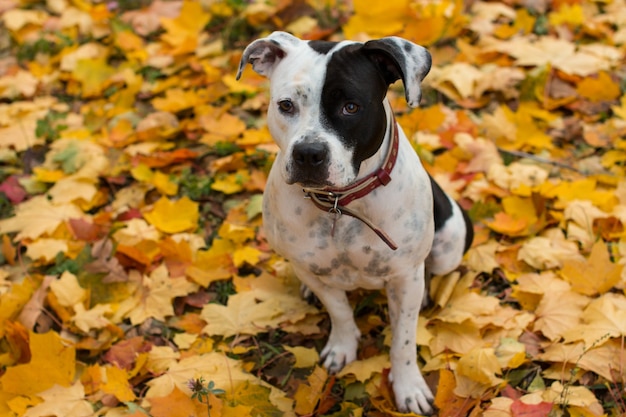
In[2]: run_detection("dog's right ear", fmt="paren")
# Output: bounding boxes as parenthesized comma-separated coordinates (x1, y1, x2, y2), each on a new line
(236, 31, 301, 80)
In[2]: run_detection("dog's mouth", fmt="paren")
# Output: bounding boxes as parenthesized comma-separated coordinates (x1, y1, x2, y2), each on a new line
(289, 178, 332, 189)
(285, 165, 333, 189)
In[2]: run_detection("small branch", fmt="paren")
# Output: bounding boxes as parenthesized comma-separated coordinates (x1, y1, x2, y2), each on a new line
(497, 148, 584, 174)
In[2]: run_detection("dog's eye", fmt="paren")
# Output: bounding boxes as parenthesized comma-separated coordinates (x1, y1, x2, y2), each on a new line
(278, 99, 295, 114)
(342, 103, 360, 115)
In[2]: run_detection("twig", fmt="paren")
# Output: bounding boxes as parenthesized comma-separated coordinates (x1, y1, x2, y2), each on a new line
(496, 147, 584, 174)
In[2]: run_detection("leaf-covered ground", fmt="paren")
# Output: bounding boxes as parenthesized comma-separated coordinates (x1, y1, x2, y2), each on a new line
(1, 0, 626, 416)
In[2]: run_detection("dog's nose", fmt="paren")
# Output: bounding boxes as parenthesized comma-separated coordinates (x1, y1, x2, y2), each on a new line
(292, 142, 328, 168)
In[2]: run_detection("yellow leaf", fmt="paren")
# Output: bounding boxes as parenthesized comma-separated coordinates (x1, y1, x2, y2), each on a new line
(49, 271, 87, 307)
(232, 246, 262, 268)
(495, 338, 526, 369)
(543, 178, 618, 212)
(199, 111, 247, 144)
(611, 95, 626, 119)
(534, 289, 589, 341)
(211, 171, 250, 195)
(153, 88, 207, 113)
(0, 331, 75, 396)
(124, 265, 197, 325)
(160, 0, 211, 54)
(200, 291, 283, 337)
(72, 58, 115, 97)
(152, 171, 178, 195)
(218, 222, 255, 244)
(456, 347, 503, 386)
(222, 74, 259, 95)
(517, 231, 584, 270)
(222, 404, 254, 417)
(187, 244, 234, 287)
(336, 354, 389, 382)
(102, 365, 135, 402)
(562, 293, 626, 346)
(543, 382, 601, 408)
(144, 196, 199, 234)
(283, 346, 319, 368)
(549, 4, 584, 27)
(144, 352, 282, 407)
(342, 0, 409, 38)
(22, 382, 93, 417)
(25, 238, 68, 263)
(560, 240, 623, 296)
(429, 321, 483, 355)
(0, 195, 87, 241)
(72, 303, 112, 333)
(130, 163, 153, 182)
(294, 366, 328, 416)
(576, 71, 621, 103)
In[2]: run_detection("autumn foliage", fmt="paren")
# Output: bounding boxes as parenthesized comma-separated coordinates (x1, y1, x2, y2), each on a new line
(0, 0, 626, 416)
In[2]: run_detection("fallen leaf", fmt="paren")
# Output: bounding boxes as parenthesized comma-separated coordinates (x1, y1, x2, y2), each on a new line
(144, 196, 199, 234)
(22, 382, 93, 417)
(560, 240, 623, 296)
(1, 331, 75, 396)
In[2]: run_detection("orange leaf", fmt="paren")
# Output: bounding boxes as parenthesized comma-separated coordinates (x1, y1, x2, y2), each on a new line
(149, 385, 219, 417)
(294, 366, 328, 415)
(576, 71, 621, 103)
(560, 240, 623, 296)
(485, 212, 529, 236)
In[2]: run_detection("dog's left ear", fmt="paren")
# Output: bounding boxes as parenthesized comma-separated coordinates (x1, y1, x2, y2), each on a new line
(362, 38, 431, 108)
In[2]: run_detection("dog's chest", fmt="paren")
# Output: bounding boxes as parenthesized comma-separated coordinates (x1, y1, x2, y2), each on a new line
(262, 167, 431, 290)
(266, 206, 396, 289)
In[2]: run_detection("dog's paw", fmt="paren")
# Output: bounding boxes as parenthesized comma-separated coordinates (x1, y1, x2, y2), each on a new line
(320, 329, 360, 374)
(389, 369, 435, 415)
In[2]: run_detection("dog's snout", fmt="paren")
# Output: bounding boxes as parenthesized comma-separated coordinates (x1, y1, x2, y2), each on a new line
(293, 142, 328, 168)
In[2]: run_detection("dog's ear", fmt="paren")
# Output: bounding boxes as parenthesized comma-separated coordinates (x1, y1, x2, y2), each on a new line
(236, 31, 301, 80)
(362, 38, 431, 108)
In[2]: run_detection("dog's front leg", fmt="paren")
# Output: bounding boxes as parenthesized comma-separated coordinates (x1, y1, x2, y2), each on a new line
(292, 266, 361, 373)
(386, 265, 435, 415)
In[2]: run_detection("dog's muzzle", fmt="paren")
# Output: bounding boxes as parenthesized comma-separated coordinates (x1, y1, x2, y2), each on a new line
(288, 141, 330, 186)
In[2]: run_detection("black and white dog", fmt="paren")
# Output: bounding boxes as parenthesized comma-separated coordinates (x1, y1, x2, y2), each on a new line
(237, 31, 473, 415)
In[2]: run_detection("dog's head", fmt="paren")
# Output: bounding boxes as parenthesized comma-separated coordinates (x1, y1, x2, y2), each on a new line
(237, 31, 431, 188)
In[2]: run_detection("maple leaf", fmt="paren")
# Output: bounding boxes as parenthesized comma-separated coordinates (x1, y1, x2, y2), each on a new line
(72, 57, 116, 97)
(534, 289, 589, 341)
(282, 345, 320, 369)
(560, 240, 623, 296)
(0, 331, 75, 396)
(84, 239, 129, 283)
(144, 196, 199, 234)
(119, 265, 198, 325)
(149, 385, 217, 417)
(22, 382, 93, 417)
(291, 366, 329, 415)
(0, 195, 88, 241)
(159, 0, 210, 55)
(455, 347, 504, 398)
(200, 290, 315, 338)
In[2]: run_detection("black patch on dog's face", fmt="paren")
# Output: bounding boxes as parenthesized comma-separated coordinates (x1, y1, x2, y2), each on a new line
(308, 40, 338, 55)
(310, 43, 389, 174)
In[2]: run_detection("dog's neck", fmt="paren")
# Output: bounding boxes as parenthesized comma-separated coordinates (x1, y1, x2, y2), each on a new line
(301, 100, 400, 250)
(355, 100, 394, 182)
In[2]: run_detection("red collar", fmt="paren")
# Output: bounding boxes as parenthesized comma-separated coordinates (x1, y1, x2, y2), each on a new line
(302, 117, 399, 250)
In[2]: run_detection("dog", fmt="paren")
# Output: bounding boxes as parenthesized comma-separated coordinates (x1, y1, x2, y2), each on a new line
(237, 31, 473, 415)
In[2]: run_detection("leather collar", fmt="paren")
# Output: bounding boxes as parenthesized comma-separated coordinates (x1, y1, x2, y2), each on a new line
(302, 117, 399, 250)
